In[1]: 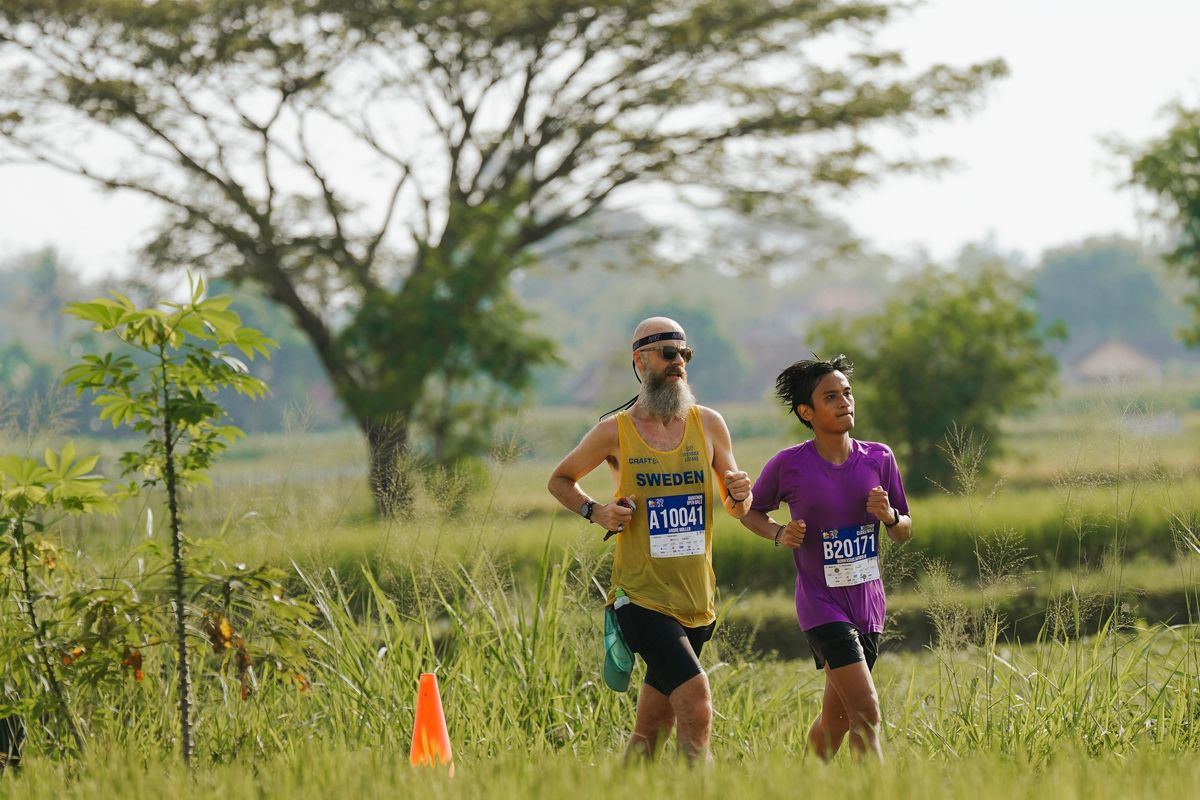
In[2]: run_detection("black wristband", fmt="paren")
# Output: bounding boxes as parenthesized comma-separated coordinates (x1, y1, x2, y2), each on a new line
(884, 506, 900, 528)
(773, 524, 784, 547)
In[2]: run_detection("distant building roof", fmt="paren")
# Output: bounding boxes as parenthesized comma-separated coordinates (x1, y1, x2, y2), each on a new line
(1074, 340, 1161, 383)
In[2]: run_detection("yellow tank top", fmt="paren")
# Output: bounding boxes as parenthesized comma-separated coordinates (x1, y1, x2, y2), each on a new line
(608, 406, 716, 627)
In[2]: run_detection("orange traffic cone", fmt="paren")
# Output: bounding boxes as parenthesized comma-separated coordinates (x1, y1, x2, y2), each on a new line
(409, 672, 454, 775)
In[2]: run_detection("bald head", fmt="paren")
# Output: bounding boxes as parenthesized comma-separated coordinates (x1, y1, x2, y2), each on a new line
(631, 317, 685, 350)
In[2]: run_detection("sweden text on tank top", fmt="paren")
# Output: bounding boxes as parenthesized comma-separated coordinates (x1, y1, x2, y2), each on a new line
(608, 406, 716, 628)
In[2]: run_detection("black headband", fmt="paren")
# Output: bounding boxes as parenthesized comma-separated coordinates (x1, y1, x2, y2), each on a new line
(631, 331, 685, 351)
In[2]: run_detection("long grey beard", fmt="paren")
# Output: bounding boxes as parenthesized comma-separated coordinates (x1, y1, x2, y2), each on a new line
(640, 370, 696, 420)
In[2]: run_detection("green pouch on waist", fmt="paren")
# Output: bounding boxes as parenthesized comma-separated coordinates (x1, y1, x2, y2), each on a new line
(603, 604, 634, 692)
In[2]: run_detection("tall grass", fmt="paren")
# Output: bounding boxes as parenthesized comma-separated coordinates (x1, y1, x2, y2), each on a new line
(9, 747, 1200, 800)
(5, 383, 1199, 794)
(6, 531, 1197, 768)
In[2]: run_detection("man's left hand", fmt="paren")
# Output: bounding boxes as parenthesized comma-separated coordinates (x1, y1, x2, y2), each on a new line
(866, 486, 896, 525)
(723, 470, 751, 503)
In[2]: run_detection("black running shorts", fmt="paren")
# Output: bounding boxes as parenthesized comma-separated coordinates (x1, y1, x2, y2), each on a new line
(614, 602, 714, 696)
(804, 621, 882, 671)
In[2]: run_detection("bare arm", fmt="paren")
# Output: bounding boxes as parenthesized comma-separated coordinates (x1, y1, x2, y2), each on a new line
(547, 419, 633, 533)
(740, 509, 806, 549)
(885, 512, 912, 544)
(701, 407, 752, 519)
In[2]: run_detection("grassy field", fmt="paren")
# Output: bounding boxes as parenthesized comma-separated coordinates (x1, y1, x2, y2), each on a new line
(3, 381, 1200, 795)
(33, 380, 1200, 660)
(3, 542, 1199, 797)
(9, 747, 1200, 800)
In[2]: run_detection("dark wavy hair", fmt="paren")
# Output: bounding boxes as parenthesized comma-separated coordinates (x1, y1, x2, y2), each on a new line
(775, 354, 854, 429)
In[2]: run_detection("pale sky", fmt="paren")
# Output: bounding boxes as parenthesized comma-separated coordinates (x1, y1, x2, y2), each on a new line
(829, 0, 1200, 264)
(2, 0, 1198, 279)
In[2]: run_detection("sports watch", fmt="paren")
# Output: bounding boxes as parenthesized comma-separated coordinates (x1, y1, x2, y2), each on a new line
(580, 500, 596, 522)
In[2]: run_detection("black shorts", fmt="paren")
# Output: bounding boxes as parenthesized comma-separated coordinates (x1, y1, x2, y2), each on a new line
(804, 621, 881, 671)
(614, 602, 714, 696)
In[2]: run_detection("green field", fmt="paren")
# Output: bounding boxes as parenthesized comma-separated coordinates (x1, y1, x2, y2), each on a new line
(3, 382, 1200, 796)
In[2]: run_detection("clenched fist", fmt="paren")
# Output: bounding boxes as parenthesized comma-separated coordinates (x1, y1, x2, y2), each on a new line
(723, 470, 751, 503)
(776, 519, 806, 549)
(867, 485, 897, 526)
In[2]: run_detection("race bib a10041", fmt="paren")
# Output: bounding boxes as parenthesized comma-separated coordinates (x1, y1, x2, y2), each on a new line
(646, 493, 706, 558)
(820, 523, 880, 588)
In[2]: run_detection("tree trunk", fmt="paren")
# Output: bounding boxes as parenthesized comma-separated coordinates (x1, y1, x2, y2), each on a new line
(363, 414, 415, 517)
(14, 518, 83, 756)
(161, 363, 193, 765)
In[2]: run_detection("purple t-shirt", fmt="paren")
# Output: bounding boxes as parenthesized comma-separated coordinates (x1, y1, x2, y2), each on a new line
(750, 439, 909, 634)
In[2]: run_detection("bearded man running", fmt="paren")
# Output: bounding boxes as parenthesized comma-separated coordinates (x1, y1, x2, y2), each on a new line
(548, 316, 752, 764)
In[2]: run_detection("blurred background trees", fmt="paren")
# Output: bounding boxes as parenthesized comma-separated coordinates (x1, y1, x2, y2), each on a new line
(809, 263, 1062, 492)
(4, 4, 1200, 508)
(0, 0, 1004, 513)
(1032, 238, 1189, 365)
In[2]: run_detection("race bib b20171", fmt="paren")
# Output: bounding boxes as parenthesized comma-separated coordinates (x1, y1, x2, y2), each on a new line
(820, 523, 880, 588)
(646, 493, 706, 558)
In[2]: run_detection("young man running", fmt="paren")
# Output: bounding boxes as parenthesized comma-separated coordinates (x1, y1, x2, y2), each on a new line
(740, 355, 911, 761)
(548, 316, 752, 763)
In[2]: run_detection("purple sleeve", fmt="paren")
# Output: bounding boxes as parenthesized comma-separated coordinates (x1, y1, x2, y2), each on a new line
(750, 451, 783, 514)
(883, 446, 909, 515)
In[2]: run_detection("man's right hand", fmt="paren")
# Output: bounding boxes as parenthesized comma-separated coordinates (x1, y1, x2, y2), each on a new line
(595, 495, 636, 535)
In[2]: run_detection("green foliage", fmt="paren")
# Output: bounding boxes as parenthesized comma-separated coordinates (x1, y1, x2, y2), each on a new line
(205, 279, 346, 433)
(0, 444, 112, 517)
(0, 442, 115, 756)
(4, 540, 1200, 777)
(0, 341, 69, 434)
(0, 342, 56, 397)
(810, 265, 1062, 492)
(1129, 103, 1200, 347)
(62, 276, 279, 763)
(0, 251, 342, 437)
(2, 378, 1198, 776)
(0, 510, 319, 763)
(63, 280, 275, 489)
(0, 0, 1005, 513)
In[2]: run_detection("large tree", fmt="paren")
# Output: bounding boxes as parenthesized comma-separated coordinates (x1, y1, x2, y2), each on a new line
(0, 0, 1004, 514)
(1128, 103, 1200, 348)
(810, 264, 1061, 493)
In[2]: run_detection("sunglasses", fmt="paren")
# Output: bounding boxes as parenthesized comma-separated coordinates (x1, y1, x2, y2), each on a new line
(639, 345, 693, 363)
